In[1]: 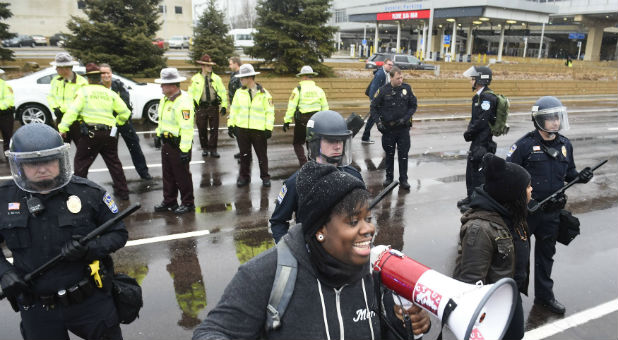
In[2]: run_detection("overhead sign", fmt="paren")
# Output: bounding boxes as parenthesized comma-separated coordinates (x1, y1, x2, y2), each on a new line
(377, 9, 430, 21)
(568, 33, 585, 40)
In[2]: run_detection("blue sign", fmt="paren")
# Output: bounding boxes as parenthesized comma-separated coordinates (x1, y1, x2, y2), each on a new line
(362, 39, 367, 45)
(568, 33, 585, 40)
(443, 35, 451, 45)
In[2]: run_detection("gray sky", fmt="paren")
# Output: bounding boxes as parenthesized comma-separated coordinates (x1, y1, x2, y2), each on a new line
(192, 0, 257, 21)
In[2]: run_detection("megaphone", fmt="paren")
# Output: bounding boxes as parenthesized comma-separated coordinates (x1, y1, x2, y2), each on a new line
(371, 245, 516, 340)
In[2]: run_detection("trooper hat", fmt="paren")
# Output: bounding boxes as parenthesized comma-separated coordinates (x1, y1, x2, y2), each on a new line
(50, 52, 79, 67)
(155, 67, 187, 84)
(296, 65, 318, 77)
(196, 54, 216, 66)
(84, 63, 101, 75)
(234, 64, 260, 78)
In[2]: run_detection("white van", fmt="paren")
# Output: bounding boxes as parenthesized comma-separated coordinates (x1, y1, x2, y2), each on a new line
(229, 28, 256, 49)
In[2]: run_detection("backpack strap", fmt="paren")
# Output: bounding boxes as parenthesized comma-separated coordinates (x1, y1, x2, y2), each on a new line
(265, 238, 298, 331)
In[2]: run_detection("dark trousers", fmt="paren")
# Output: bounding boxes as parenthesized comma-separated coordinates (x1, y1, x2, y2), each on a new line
(503, 293, 524, 340)
(465, 158, 484, 197)
(55, 115, 81, 146)
(237, 128, 269, 181)
(20, 289, 122, 340)
(195, 105, 220, 152)
(381, 128, 411, 181)
(74, 130, 129, 197)
(528, 209, 561, 301)
(117, 120, 149, 178)
(292, 113, 314, 166)
(161, 142, 194, 206)
(361, 114, 376, 141)
(0, 111, 14, 151)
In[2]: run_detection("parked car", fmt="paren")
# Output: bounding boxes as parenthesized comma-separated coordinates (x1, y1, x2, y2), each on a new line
(2, 35, 35, 47)
(49, 33, 66, 47)
(365, 53, 435, 70)
(8, 66, 163, 125)
(168, 35, 190, 49)
(32, 35, 48, 46)
(152, 37, 167, 49)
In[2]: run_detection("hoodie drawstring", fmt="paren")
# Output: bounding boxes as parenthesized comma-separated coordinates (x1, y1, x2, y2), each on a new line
(317, 279, 332, 340)
(361, 277, 375, 340)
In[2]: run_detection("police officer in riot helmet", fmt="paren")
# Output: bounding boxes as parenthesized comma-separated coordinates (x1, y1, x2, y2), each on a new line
(0, 124, 128, 339)
(458, 66, 499, 212)
(269, 110, 364, 243)
(506, 96, 593, 315)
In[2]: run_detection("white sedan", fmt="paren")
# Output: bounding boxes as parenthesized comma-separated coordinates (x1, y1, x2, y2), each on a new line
(8, 66, 162, 125)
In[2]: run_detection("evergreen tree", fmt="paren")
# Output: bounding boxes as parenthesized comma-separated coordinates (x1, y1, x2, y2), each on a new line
(0, 2, 15, 61)
(247, 0, 336, 75)
(191, 0, 234, 72)
(65, 0, 165, 76)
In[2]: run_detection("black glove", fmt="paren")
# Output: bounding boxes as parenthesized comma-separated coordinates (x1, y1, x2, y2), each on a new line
(0, 270, 28, 299)
(282, 122, 290, 132)
(61, 235, 88, 261)
(463, 131, 473, 142)
(265, 130, 272, 139)
(154, 136, 161, 149)
(220, 107, 227, 116)
(578, 167, 593, 183)
(377, 121, 386, 133)
(180, 151, 191, 163)
(227, 126, 236, 139)
(543, 193, 568, 212)
(53, 107, 63, 120)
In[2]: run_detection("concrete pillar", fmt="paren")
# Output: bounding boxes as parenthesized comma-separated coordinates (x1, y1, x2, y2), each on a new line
(466, 24, 474, 57)
(545, 42, 551, 58)
(396, 21, 401, 53)
(417, 24, 423, 53)
(523, 36, 528, 58)
(584, 25, 604, 61)
(374, 22, 379, 54)
(538, 22, 545, 59)
(451, 21, 457, 61)
(422, 22, 428, 56)
(497, 26, 505, 62)
(425, 7, 434, 60)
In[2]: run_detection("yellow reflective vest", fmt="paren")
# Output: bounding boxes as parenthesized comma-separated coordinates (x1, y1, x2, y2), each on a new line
(59, 84, 130, 133)
(188, 72, 228, 109)
(227, 84, 274, 131)
(47, 73, 88, 113)
(0, 79, 14, 111)
(284, 80, 328, 123)
(156, 91, 195, 153)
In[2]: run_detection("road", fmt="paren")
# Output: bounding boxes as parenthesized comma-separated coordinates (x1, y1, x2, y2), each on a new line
(0, 100, 616, 339)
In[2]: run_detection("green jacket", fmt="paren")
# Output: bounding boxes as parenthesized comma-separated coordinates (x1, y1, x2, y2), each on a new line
(47, 73, 88, 113)
(284, 80, 328, 123)
(156, 91, 195, 153)
(59, 84, 130, 133)
(227, 84, 274, 131)
(0, 79, 14, 110)
(188, 72, 228, 109)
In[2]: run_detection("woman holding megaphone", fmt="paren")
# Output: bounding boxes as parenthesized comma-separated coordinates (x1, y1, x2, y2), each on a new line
(453, 153, 532, 340)
(193, 162, 431, 340)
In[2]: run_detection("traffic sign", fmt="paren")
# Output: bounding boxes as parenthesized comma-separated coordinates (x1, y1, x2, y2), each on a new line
(443, 35, 451, 45)
(568, 33, 585, 40)
(362, 39, 367, 46)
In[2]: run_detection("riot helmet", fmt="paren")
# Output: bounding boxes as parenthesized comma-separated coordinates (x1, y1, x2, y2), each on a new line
(306, 110, 353, 166)
(531, 96, 570, 134)
(463, 66, 492, 90)
(5, 124, 72, 193)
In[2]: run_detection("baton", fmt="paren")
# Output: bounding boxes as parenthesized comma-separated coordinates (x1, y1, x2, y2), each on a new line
(0, 203, 140, 301)
(528, 160, 607, 213)
(369, 180, 400, 211)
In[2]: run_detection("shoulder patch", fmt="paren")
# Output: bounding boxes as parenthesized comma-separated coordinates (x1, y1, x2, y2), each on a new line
(277, 184, 288, 204)
(507, 144, 517, 157)
(374, 89, 380, 98)
(289, 92, 296, 101)
(103, 192, 119, 213)
(481, 100, 491, 111)
(182, 110, 191, 120)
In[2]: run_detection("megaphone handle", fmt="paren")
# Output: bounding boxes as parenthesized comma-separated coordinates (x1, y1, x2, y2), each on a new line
(435, 299, 458, 340)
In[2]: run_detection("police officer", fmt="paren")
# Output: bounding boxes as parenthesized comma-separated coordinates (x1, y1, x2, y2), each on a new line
(47, 52, 88, 143)
(458, 66, 498, 212)
(282, 65, 329, 166)
(58, 63, 131, 201)
(188, 54, 228, 158)
(100, 63, 152, 180)
(0, 68, 15, 152)
(153, 68, 196, 214)
(0, 123, 128, 339)
(370, 66, 417, 190)
(506, 96, 593, 314)
(270, 110, 362, 243)
(227, 64, 275, 188)
(362, 58, 394, 144)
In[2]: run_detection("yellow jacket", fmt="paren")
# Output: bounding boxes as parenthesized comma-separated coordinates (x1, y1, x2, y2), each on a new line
(156, 91, 195, 153)
(227, 84, 274, 131)
(284, 80, 328, 123)
(0, 79, 14, 111)
(59, 84, 130, 133)
(188, 72, 228, 109)
(47, 73, 88, 113)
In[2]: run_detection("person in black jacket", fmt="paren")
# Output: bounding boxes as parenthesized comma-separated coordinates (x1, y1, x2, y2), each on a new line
(0, 124, 128, 339)
(228, 56, 244, 161)
(458, 66, 498, 212)
(193, 161, 430, 339)
(370, 66, 417, 190)
(100, 63, 152, 180)
(361, 59, 393, 144)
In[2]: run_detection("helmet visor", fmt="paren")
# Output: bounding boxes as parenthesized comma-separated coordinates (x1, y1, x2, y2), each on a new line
(532, 105, 570, 133)
(307, 132, 353, 166)
(5, 143, 73, 193)
(463, 66, 480, 78)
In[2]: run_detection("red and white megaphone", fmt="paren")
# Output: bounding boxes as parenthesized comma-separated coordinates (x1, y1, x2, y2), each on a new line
(371, 245, 517, 340)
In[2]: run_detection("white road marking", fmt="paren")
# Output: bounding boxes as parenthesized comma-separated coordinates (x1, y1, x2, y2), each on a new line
(125, 229, 211, 247)
(609, 127, 618, 131)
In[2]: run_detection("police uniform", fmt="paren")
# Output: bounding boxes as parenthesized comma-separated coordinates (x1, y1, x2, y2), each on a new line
(269, 165, 363, 243)
(464, 87, 498, 197)
(369, 82, 417, 184)
(0, 77, 15, 151)
(0, 176, 128, 339)
(156, 91, 195, 209)
(59, 84, 131, 200)
(284, 80, 329, 166)
(506, 130, 579, 302)
(47, 73, 88, 143)
(188, 71, 228, 156)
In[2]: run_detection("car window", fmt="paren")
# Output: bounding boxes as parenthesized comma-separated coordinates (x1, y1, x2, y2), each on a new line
(394, 56, 407, 63)
(374, 54, 387, 62)
(36, 75, 54, 84)
(407, 56, 420, 64)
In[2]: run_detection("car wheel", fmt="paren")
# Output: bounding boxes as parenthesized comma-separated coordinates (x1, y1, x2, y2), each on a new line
(144, 100, 159, 125)
(20, 104, 49, 125)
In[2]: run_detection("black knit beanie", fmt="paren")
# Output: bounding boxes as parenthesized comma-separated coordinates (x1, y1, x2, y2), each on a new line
(483, 153, 531, 204)
(297, 162, 366, 239)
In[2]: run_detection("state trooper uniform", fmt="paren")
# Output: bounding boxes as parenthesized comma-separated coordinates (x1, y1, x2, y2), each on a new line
(58, 63, 131, 200)
(47, 53, 88, 144)
(507, 96, 593, 314)
(369, 75, 417, 190)
(188, 54, 228, 158)
(0, 124, 128, 340)
(282, 66, 329, 166)
(0, 68, 15, 151)
(154, 68, 195, 214)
